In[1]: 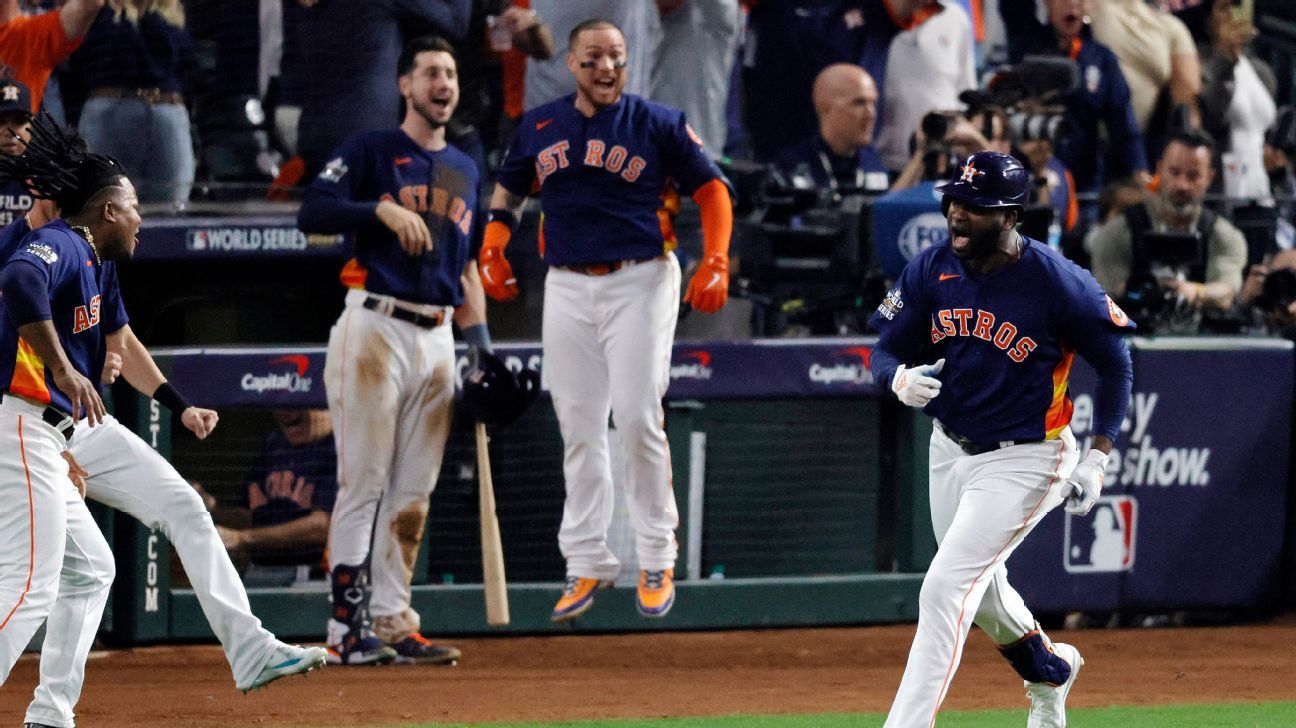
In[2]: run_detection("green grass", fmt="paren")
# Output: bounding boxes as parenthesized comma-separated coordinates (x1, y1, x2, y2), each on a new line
(378, 701, 1296, 727)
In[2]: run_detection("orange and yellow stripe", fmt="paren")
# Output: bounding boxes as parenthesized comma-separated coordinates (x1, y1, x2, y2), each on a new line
(1044, 348, 1075, 439)
(9, 338, 50, 405)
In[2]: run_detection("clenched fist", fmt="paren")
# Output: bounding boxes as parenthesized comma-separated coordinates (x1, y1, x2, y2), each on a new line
(892, 358, 944, 408)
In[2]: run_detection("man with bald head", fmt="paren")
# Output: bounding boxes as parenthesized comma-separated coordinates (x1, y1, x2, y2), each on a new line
(772, 63, 889, 194)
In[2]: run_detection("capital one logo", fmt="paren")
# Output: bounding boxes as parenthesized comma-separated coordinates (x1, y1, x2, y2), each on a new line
(1063, 495, 1137, 573)
(241, 354, 314, 394)
(808, 346, 874, 386)
(670, 350, 714, 380)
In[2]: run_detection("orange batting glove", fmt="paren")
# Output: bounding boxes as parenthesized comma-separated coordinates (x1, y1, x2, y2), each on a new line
(683, 178, 734, 313)
(479, 210, 519, 302)
(683, 254, 729, 313)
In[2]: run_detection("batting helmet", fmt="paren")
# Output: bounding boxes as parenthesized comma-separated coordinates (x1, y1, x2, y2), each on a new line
(935, 151, 1031, 212)
(462, 351, 541, 427)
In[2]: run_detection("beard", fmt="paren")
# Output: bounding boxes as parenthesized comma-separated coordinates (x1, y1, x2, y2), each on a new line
(411, 97, 452, 128)
(1159, 192, 1201, 221)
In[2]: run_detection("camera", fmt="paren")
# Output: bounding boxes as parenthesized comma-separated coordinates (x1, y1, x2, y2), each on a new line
(1257, 267, 1296, 314)
(1118, 231, 1206, 333)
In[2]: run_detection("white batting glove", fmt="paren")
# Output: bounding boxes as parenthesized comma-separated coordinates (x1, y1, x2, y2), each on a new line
(1064, 449, 1109, 516)
(891, 358, 945, 408)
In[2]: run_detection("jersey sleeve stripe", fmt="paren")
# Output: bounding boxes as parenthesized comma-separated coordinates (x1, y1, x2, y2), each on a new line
(1044, 348, 1075, 440)
(339, 258, 369, 290)
(9, 338, 50, 405)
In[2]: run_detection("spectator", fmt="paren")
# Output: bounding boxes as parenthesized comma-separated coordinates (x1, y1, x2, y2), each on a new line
(1264, 107, 1296, 249)
(523, 1, 655, 112)
(1090, 129, 1246, 313)
(452, 0, 555, 181)
(1199, 0, 1275, 201)
(69, 0, 196, 205)
(0, 0, 101, 113)
(197, 410, 337, 581)
(771, 63, 888, 194)
(0, 77, 32, 225)
(1089, 0, 1201, 156)
(295, 0, 470, 177)
(1008, 0, 1149, 192)
(874, 0, 977, 172)
(742, 0, 897, 161)
(651, 0, 740, 158)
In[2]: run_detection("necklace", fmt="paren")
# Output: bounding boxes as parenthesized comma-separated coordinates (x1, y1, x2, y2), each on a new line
(71, 225, 100, 266)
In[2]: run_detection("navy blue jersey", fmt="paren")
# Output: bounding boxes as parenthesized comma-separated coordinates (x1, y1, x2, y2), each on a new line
(0, 219, 129, 413)
(299, 129, 481, 306)
(241, 429, 338, 566)
(772, 135, 890, 193)
(495, 93, 725, 266)
(869, 236, 1134, 443)
(0, 181, 33, 228)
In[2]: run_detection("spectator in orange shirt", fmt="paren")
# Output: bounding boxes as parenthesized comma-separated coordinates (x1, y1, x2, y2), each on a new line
(0, 0, 102, 112)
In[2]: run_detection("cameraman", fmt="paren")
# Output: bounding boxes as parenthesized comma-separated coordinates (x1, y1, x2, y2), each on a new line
(890, 106, 1011, 192)
(1090, 129, 1246, 312)
(772, 64, 889, 194)
(1241, 250, 1296, 338)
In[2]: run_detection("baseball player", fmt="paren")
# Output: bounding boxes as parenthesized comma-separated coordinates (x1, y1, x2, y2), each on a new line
(868, 151, 1134, 728)
(0, 79, 35, 227)
(479, 18, 733, 621)
(297, 34, 490, 666)
(0, 117, 326, 728)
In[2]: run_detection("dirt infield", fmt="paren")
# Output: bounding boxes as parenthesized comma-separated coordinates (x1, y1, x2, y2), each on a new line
(3, 618, 1294, 727)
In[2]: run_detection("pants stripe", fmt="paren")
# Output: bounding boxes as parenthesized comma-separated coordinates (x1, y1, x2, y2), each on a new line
(927, 439, 1068, 728)
(0, 416, 34, 632)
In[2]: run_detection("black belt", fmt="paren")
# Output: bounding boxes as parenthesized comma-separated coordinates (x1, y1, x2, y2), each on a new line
(936, 421, 1041, 456)
(43, 407, 74, 442)
(555, 254, 665, 276)
(362, 296, 446, 329)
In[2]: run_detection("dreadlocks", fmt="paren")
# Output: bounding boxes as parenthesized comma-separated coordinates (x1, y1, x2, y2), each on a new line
(0, 112, 127, 217)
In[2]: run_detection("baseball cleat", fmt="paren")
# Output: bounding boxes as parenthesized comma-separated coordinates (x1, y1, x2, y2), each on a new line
(636, 569, 675, 618)
(241, 643, 328, 692)
(551, 576, 613, 622)
(1025, 642, 1083, 728)
(387, 632, 461, 665)
(326, 630, 398, 666)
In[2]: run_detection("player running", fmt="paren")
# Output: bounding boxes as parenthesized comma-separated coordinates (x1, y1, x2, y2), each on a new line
(868, 151, 1134, 727)
(479, 18, 733, 621)
(0, 118, 324, 728)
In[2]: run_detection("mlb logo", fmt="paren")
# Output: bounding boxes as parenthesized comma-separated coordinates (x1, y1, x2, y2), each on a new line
(1063, 495, 1137, 573)
(187, 230, 209, 251)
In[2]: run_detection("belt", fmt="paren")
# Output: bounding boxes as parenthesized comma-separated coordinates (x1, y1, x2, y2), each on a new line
(1, 395, 74, 442)
(362, 295, 446, 329)
(555, 255, 664, 276)
(936, 421, 1041, 457)
(89, 87, 184, 104)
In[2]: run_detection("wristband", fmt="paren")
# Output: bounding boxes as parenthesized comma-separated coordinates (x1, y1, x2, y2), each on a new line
(462, 323, 493, 354)
(486, 208, 516, 233)
(153, 381, 192, 413)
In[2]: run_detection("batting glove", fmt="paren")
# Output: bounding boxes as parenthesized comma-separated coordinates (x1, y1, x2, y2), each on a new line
(1064, 449, 1108, 516)
(684, 254, 729, 313)
(891, 358, 944, 408)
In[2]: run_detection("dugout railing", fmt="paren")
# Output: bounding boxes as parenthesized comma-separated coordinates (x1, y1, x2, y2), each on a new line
(98, 336, 1295, 645)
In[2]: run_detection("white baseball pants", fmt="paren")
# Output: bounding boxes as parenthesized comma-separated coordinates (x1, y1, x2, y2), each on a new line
(24, 414, 281, 725)
(543, 255, 681, 580)
(884, 425, 1078, 728)
(325, 289, 456, 640)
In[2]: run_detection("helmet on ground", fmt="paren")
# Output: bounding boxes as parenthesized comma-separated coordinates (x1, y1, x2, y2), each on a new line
(934, 151, 1031, 213)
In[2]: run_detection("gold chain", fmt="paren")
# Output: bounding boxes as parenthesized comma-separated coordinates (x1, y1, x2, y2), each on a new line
(70, 225, 100, 266)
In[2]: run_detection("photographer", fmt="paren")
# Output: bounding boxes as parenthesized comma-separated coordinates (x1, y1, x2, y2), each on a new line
(1090, 129, 1247, 324)
(891, 105, 1011, 192)
(1241, 250, 1296, 338)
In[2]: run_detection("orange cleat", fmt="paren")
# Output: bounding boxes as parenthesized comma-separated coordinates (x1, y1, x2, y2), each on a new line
(551, 576, 613, 622)
(636, 569, 675, 618)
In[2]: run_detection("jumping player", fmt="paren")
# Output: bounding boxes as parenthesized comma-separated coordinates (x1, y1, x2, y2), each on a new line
(298, 35, 490, 666)
(479, 18, 732, 621)
(868, 151, 1134, 727)
(0, 117, 325, 728)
